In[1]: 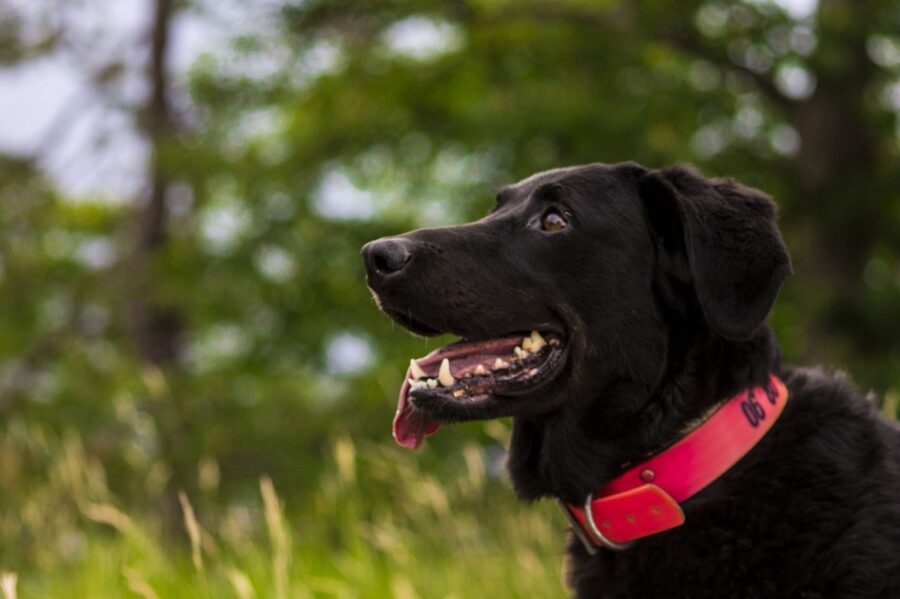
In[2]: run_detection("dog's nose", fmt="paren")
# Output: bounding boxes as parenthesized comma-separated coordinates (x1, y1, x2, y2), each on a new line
(362, 238, 413, 279)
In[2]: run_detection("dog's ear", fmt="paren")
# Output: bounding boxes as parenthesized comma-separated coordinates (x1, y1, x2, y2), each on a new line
(638, 165, 792, 340)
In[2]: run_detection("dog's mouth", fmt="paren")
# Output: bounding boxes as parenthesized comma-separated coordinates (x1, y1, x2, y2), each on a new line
(394, 330, 565, 449)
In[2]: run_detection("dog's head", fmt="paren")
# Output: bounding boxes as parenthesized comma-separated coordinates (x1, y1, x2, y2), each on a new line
(362, 162, 791, 449)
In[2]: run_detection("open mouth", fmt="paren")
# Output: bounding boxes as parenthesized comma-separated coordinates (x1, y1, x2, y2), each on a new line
(394, 330, 565, 449)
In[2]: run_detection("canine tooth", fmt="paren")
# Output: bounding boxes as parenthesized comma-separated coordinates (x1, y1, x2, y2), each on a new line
(514, 346, 527, 359)
(438, 358, 455, 387)
(427, 378, 438, 389)
(530, 330, 547, 351)
(492, 358, 509, 370)
(521, 337, 534, 352)
(409, 359, 427, 380)
(452, 389, 464, 398)
(474, 364, 488, 376)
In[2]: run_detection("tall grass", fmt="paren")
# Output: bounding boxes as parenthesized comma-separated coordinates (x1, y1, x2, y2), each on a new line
(2, 429, 566, 598)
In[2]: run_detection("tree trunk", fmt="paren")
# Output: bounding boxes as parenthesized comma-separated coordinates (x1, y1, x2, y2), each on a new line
(133, 0, 182, 366)
(131, 0, 189, 540)
(779, 0, 889, 363)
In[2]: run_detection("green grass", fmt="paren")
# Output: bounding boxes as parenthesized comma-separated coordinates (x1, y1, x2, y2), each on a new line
(2, 432, 567, 598)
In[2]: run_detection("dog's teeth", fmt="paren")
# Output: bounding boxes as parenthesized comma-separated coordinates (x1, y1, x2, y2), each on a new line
(529, 368, 539, 376)
(514, 346, 527, 359)
(427, 378, 438, 389)
(409, 359, 427, 380)
(492, 358, 509, 370)
(521, 337, 534, 352)
(530, 330, 547, 351)
(409, 379, 427, 390)
(438, 358, 455, 387)
(474, 364, 488, 376)
(452, 389, 464, 398)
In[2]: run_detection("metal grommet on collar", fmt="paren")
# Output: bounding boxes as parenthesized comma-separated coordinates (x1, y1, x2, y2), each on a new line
(583, 493, 633, 551)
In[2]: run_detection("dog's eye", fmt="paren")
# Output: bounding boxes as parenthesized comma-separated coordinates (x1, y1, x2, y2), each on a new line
(540, 209, 567, 232)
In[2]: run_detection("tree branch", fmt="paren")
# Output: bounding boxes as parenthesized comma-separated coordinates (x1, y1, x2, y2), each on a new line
(660, 29, 796, 113)
(480, 2, 796, 112)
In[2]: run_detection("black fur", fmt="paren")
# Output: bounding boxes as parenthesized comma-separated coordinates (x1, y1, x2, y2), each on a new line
(362, 162, 900, 598)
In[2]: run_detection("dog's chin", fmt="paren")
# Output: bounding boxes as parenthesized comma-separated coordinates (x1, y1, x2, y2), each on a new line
(387, 319, 568, 450)
(381, 306, 444, 337)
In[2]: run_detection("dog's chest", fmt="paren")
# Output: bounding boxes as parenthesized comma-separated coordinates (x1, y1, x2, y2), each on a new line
(566, 537, 817, 599)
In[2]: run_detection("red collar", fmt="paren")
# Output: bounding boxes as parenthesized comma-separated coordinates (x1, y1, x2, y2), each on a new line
(560, 374, 789, 553)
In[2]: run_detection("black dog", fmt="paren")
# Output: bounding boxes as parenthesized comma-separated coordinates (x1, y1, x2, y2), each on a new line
(362, 162, 900, 598)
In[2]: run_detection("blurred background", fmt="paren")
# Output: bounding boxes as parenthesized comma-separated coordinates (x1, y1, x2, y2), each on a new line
(0, 0, 898, 596)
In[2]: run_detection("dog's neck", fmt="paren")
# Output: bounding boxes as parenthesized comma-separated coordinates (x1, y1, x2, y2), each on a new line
(506, 326, 781, 503)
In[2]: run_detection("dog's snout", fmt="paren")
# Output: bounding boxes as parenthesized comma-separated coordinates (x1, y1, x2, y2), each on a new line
(362, 238, 413, 281)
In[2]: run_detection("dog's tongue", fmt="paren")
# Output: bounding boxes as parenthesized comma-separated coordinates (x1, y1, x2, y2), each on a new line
(393, 372, 440, 449)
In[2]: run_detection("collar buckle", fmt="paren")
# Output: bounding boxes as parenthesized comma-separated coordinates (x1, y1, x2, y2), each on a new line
(582, 492, 634, 551)
(556, 497, 633, 554)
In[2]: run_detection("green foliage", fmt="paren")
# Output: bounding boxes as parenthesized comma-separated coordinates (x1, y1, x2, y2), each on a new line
(0, 0, 898, 594)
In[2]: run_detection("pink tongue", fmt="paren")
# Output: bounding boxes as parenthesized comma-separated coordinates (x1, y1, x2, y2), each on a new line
(393, 373, 440, 450)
